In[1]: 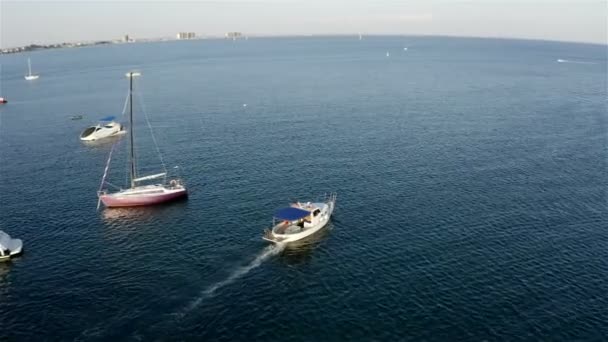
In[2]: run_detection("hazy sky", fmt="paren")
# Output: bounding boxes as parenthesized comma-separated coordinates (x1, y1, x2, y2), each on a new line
(0, 0, 606, 48)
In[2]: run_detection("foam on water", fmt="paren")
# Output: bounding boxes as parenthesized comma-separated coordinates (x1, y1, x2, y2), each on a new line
(180, 243, 285, 316)
(557, 58, 597, 64)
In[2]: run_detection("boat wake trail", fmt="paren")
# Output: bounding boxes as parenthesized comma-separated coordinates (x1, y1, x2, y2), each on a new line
(179, 243, 285, 317)
(557, 59, 597, 65)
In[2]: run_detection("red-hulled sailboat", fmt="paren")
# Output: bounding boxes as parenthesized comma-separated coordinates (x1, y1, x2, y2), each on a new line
(97, 72, 187, 208)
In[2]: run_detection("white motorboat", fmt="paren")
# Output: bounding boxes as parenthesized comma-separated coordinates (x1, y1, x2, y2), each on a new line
(24, 58, 39, 81)
(0, 230, 23, 261)
(80, 116, 126, 141)
(263, 193, 337, 244)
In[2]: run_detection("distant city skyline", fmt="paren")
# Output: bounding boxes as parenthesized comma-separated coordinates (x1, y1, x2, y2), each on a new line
(0, 0, 606, 48)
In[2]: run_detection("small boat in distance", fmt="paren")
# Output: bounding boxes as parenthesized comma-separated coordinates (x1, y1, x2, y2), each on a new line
(0, 230, 23, 262)
(24, 58, 39, 80)
(97, 71, 187, 208)
(263, 193, 337, 244)
(70, 115, 83, 120)
(0, 65, 7, 103)
(80, 116, 125, 141)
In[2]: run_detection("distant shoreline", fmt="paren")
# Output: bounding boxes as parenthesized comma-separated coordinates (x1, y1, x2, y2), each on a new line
(0, 40, 116, 55)
(2, 34, 605, 55)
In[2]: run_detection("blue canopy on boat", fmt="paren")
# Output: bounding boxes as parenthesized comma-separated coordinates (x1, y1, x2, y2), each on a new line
(100, 116, 116, 122)
(274, 207, 310, 221)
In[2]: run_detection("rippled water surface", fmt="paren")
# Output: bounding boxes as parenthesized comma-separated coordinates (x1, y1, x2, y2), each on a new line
(0, 36, 607, 340)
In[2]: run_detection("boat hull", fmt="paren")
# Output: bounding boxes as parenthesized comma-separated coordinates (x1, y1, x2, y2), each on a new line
(80, 122, 125, 141)
(9, 239, 23, 256)
(264, 218, 331, 244)
(0, 231, 23, 261)
(100, 186, 187, 208)
(24, 75, 39, 81)
(264, 196, 336, 244)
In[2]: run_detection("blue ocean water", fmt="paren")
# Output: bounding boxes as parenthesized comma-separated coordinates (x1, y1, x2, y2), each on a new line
(0, 36, 606, 340)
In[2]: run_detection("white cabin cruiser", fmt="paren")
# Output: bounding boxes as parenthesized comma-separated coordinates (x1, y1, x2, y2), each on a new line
(0, 230, 23, 261)
(80, 116, 126, 141)
(263, 193, 337, 244)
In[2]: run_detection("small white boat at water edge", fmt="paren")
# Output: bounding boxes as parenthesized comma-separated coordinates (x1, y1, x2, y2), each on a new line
(80, 116, 125, 141)
(263, 193, 337, 244)
(0, 230, 23, 261)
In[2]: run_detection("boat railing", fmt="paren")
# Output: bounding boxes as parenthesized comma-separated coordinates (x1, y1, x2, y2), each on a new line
(167, 178, 184, 189)
(324, 192, 337, 204)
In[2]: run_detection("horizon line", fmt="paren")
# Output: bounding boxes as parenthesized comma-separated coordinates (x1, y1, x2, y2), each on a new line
(2, 33, 606, 51)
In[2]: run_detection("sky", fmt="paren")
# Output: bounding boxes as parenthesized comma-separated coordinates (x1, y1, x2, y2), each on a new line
(0, 0, 606, 48)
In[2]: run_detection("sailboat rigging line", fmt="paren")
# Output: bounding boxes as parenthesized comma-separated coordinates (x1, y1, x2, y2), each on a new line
(117, 89, 131, 188)
(97, 141, 118, 209)
(129, 74, 136, 188)
(125, 140, 131, 188)
(99, 142, 118, 194)
(134, 89, 168, 181)
(103, 181, 122, 190)
(0, 64, 3, 97)
(121, 88, 130, 117)
(0, 109, 3, 207)
(122, 121, 132, 189)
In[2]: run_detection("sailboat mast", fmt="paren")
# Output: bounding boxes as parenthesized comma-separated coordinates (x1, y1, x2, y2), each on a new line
(129, 72, 136, 188)
(27, 58, 32, 76)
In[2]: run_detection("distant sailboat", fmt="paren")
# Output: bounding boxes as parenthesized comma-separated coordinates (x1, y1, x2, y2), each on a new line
(24, 58, 39, 81)
(358, 33, 363, 40)
(97, 71, 187, 208)
(0, 65, 6, 103)
(386, 51, 390, 57)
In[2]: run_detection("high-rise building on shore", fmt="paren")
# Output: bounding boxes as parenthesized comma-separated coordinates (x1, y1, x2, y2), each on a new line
(225, 32, 243, 40)
(177, 32, 196, 40)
